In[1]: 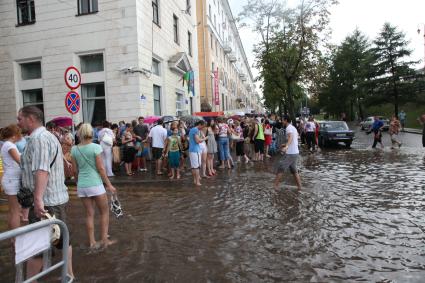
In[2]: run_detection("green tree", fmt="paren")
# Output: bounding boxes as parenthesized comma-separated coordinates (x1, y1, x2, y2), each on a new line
(369, 23, 418, 116)
(319, 29, 374, 120)
(239, 0, 337, 118)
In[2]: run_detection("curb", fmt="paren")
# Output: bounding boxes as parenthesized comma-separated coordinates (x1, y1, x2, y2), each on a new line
(65, 177, 186, 186)
(402, 129, 422, 135)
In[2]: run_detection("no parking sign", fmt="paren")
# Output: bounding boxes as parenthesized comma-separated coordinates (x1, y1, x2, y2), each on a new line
(65, 91, 80, 114)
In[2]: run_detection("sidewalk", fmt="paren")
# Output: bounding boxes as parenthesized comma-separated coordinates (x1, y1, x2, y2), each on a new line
(403, 128, 422, 134)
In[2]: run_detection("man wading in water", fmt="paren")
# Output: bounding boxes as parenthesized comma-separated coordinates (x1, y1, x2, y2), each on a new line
(273, 115, 302, 191)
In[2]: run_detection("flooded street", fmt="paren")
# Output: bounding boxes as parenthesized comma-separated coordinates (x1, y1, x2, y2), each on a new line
(1, 128, 425, 282)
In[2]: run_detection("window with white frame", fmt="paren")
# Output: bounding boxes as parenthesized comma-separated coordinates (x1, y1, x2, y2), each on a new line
(82, 83, 105, 125)
(173, 14, 179, 44)
(176, 92, 186, 116)
(80, 54, 104, 73)
(210, 34, 213, 49)
(152, 58, 161, 76)
(188, 31, 193, 57)
(22, 89, 44, 114)
(78, 0, 98, 15)
(20, 61, 41, 80)
(16, 0, 36, 25)
(152, 0, 160, 25)
(186, 0, 191, 15)
(153, 85, 161, 115)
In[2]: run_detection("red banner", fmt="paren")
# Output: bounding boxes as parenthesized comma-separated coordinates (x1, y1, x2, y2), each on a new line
(214, 68, 219, 106)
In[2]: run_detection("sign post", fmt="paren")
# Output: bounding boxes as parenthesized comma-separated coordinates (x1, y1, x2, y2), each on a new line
(64, 67, 81, 134)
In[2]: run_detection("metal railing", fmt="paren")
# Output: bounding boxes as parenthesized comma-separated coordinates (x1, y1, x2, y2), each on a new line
(0, 219, 69, 283)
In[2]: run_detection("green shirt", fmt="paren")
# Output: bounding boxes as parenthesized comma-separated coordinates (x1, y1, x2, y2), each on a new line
(168, 136, 181, 152)
(71, 143, 103, 188)
(256, 123, 265, 140)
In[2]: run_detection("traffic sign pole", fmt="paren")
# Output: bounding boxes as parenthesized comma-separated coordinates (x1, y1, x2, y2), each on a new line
(64, 66, 81, 134)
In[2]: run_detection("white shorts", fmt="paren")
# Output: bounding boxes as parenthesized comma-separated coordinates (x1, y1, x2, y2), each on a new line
(199, 142, 207, 154)
(189, 152, 201, 169)
(77, 184, 106, 198)
(1, 178, 21, 196)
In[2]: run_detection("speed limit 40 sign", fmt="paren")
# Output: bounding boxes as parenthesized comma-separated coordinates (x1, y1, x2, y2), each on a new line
(64, 66, 81, 90)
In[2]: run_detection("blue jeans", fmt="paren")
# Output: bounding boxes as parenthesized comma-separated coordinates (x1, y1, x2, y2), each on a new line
(218, 137, 229, 161)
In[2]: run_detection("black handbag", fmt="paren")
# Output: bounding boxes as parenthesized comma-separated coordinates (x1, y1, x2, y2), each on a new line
(17, 146, 58, 208)
(16, 187, 34, 208)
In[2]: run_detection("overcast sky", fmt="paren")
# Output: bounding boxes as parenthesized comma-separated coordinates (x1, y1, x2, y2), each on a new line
(230, 0, 425, 92)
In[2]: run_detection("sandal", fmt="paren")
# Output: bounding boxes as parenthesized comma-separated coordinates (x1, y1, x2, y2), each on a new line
(110, 195, 123, 218)
(65, 274, 76, 283)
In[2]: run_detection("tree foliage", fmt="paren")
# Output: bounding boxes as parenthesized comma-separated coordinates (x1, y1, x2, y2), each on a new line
(319, 29, 374, 119)
(319, 23, 423, 120)
(239, 0, 337, 118)
(368, 23, 419, 116)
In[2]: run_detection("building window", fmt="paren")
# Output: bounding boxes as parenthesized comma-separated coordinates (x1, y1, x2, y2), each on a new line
(173, 15, 179, 44)
(214, 15, 216, 28)
(82, 83, 105, 125)
(210, 34, 213, 49)
(186, 0, 191, 15)
(20, 61, 41, 80)
(78, 0, 98, 15)
(80, 54, 104, 73)
(16, 0, 36, 26)
(152, 0, 159, 25)
(188, 31, 192, 57)
(22, 89, 44, 114)
(208, 5, 211, 18)
(176, 93, 185, 116)
(153, 85, 161, 115)
(152, 58, 161, 76)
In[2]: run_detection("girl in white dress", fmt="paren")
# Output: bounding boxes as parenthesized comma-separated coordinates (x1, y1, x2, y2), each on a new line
(1, 124, 27, 230)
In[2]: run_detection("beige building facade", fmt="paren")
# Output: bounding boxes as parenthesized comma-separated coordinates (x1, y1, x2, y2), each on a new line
(196, 0, 261, 113)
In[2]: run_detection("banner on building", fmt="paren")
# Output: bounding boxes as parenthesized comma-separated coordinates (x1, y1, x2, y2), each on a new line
(214, 68, 219, 106)
(182, 71, 195, 96)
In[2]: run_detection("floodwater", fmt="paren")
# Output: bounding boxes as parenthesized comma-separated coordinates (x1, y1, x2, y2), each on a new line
(1, 129, 425, 282)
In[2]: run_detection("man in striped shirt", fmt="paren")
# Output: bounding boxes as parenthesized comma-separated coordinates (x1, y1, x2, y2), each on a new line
(17, 106, 75, 281)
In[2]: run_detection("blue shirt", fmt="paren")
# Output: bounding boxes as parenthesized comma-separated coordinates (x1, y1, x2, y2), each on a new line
(189, 127, 200, 153)
(16, 137, 27, 153)
(372, 120, 384, 132)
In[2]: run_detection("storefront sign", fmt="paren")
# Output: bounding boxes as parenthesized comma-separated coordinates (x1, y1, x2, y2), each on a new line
(214, 68, 219, 106)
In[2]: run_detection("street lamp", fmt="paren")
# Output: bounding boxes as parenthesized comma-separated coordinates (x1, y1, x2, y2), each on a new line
(417, 23, 425, 71)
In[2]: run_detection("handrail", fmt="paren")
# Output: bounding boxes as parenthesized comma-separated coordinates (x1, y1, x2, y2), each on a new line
(0, 219, 69, 283)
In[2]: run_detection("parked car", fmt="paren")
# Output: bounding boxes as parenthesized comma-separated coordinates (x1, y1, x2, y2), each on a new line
(360, 116, 389, 131)
(318, 121, 355, 148)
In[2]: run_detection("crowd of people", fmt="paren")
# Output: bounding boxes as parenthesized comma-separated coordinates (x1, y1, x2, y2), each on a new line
(1, 105, 425, 281)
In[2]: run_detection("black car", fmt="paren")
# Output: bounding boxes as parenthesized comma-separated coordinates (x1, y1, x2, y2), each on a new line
(318, 121, 354, 148)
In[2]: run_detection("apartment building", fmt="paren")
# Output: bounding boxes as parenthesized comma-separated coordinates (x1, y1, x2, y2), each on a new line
(196, 0, 261, 113)
(0, 0, 200, 125)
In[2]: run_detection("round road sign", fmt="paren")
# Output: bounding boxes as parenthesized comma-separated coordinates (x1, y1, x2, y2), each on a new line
(65, 91, 81, 114)
(64, 66, 81, 90)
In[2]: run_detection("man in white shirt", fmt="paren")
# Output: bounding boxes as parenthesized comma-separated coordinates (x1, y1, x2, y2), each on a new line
(148, 119, 168, 175)
(304, 116, 316, 152)
(274, 115, 302, 191)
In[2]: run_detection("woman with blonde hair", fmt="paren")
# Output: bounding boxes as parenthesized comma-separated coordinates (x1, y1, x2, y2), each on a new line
(71, 123, 117, 249)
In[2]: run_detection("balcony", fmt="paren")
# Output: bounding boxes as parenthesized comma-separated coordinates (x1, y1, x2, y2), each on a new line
(229, 53, 237, 62)
(223, 42, 232, 54)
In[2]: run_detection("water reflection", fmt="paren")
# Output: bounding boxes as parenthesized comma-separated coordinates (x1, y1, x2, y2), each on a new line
(1, 131, 425, 282)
